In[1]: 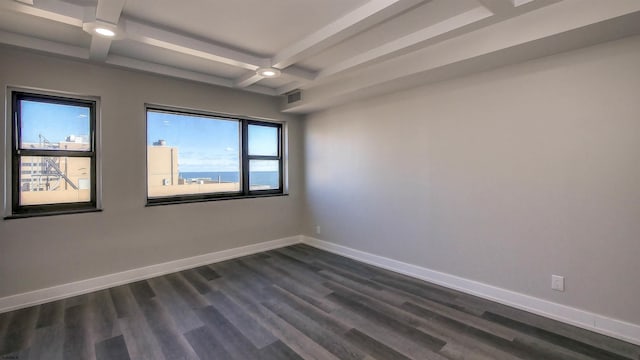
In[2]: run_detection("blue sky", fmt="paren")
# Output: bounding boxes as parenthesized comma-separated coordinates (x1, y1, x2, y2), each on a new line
(21, 100, 89, 145)
(148, 111, 278, 172)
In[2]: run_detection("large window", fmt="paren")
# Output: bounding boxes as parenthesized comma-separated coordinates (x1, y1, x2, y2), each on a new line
(11, 91, 98, 216)
(146, 107, 283, 204)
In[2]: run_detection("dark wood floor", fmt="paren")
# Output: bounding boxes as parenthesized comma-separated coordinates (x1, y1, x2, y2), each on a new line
(1, 244, 639, 360)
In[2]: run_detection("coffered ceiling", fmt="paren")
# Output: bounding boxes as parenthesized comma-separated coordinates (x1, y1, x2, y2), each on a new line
(1, 0, 640, 113)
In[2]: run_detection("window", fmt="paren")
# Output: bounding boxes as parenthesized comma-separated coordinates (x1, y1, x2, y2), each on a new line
(146, 107, 283, 205)
(10, 91, 98, 216)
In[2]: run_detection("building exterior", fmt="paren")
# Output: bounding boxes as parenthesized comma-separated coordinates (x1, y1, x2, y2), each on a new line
(19, 135, 92, 205)
(147, 141, 179, 190)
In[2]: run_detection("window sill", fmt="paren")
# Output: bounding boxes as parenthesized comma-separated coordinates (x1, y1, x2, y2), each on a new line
(146, 192, 289, 207)
(5, 208, 103, 220)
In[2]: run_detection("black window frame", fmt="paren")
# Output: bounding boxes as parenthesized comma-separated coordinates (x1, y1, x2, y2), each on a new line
(10, 91, 98, 217)
(146, 106, 284, 206)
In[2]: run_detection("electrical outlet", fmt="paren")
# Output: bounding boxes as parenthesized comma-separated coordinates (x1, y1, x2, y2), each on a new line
(315, 225, 321, 235)
(551, 275, 565, 292)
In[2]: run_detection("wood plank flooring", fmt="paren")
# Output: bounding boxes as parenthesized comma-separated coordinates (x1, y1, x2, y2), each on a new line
(1, 244, 639, 360)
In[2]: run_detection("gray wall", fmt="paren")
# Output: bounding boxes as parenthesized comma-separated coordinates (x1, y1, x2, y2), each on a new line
(0, 46, 304, 298)
(304, 35, 640, 324)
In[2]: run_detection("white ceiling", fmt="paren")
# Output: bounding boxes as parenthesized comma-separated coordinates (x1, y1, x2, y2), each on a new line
(1, 0, 640, 114)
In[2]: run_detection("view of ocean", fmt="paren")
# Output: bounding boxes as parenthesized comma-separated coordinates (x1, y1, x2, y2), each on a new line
(180, 171, 279, 187)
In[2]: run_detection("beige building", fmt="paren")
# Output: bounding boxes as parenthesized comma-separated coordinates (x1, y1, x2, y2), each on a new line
(19, 136, 92, 205)
(147, 140, 179, 189)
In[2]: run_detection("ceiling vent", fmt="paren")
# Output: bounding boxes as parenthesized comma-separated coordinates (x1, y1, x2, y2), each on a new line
(286, 90, 302, 104)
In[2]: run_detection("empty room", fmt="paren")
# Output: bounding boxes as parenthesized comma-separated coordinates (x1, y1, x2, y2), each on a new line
(1, 0, 640, 359)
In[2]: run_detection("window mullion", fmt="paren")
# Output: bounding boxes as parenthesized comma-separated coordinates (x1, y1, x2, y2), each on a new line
(18, 150, 95, 157)
(247, 155, 279, 161)
(278, 125, 283, 189)
(242, 119, 249, 195)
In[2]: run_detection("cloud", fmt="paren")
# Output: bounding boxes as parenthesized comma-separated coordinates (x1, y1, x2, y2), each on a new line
(225, 147, 234, 152)
(178, 154, 240, 172)
(77, 114, 87, 118)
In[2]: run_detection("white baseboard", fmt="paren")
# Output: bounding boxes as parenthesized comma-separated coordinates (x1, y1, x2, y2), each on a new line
(0, 235, 303, 314)
(302, 236, 640, 346)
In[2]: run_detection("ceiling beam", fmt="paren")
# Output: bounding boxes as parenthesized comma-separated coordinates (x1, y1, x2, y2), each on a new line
(476, 0, 517, 15)
(95, 0, 125, 23)
(88, 0, 126, 61)
(121, 17, 319, 86)
(316, 6, 494, 80)
(6, 0, 317, 88)
(234, 72, 263, 88)
(234, 65, 316, 89)
(271, 0, 426, 69)
(105, 55, 277, 96)
(89, 36, 112, 61)
(122, 18, 269, 71)
(7, 0, 125, 61)
(280, 66, 316, 81)
(476, 0, 562, 18)
(512, 0, 536, 7)
(106, 55, 233, 87)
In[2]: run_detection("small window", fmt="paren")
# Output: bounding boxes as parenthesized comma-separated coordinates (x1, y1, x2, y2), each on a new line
(11, 92, 98, 216)
(146, 107, 283, 205)
(247, 123, 282, 191)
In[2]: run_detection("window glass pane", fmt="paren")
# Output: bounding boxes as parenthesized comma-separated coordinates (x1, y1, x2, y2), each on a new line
(248, 124, 278, 156)
(249, 160, 280, 191)
(147, 111, 241, 198)
(20, 100, 91, 151)
(19, 156, 91, 205)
